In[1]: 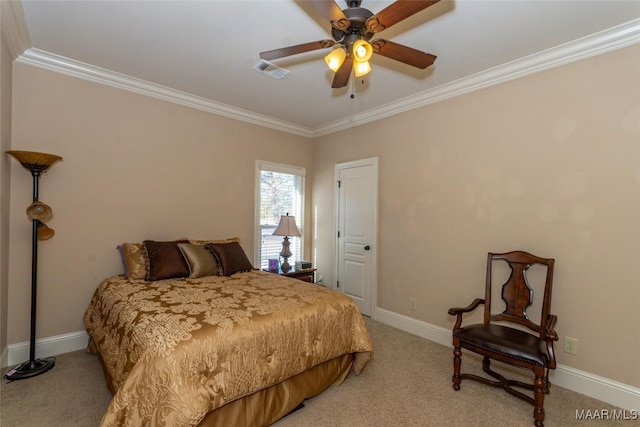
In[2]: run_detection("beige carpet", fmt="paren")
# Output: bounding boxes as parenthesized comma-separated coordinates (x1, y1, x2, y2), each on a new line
(0, 319, 626, 426)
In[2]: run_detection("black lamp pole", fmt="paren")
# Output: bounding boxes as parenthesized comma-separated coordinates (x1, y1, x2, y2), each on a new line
(28, 170, 54, 370)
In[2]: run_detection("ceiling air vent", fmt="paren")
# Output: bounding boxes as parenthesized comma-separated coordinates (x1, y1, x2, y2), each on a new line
(252, 59, 289, 80)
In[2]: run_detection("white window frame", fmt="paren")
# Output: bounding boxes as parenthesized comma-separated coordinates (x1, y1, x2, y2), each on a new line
(254, 160, 306, 269)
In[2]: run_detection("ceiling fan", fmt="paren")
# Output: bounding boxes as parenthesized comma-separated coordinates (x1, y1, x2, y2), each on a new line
(259, 0, 440, 89)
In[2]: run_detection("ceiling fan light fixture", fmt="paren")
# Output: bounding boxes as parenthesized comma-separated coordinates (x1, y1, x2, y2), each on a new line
(260, 0, 441, 91)
(352, 39, 373, 63)
(354, 60, 371, 77)
(324, 47, 347, 72)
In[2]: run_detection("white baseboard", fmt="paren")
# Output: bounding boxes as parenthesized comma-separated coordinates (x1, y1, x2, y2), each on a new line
(4, 330, 89, 368)
(374, 307, 640, 411)
(551, 364, 640, 412)
(0, 345, 7, 370)
(375, 307, 452, 347)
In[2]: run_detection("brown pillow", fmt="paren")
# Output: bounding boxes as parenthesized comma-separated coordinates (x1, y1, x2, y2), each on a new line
(205, 241, 254, 276)
(177, 243, 218, 278)
(144, 240, 190, 281)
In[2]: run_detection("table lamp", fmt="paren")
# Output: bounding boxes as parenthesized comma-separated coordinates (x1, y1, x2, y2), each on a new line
(272, 213, 300, 273)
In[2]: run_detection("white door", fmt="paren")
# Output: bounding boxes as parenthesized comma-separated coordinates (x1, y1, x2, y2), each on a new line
(335, 158, 377, 317)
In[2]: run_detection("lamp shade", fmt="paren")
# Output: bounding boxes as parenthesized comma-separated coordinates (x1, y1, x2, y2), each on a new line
(7, 151, 62, 174)
(37, 223, 55, 241)
(354, 60, 372, 77)
(352, 39, 373, 63)
(26, 201, 53, 222)
(272, 214, 301, 237)
(324, 47, 347, 72)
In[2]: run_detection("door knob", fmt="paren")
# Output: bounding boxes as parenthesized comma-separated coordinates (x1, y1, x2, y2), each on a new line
(364, 245, 371, 251)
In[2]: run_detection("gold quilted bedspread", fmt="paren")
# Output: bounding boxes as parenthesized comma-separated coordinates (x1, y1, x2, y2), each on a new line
(83, 270, 373, 426)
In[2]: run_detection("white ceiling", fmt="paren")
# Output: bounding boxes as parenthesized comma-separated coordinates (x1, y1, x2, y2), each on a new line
(8, 0, 640, 137)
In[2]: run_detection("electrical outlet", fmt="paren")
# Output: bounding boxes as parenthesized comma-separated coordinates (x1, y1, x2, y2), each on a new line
(409, 298, 417, 311)
(564, 336, 578, 355)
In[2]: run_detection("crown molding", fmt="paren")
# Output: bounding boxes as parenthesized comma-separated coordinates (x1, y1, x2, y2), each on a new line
(9, 17, 640, 139)
(0, 0, 31, 59)
(15, 48, 314, 138)
(312, 18, 640, 138)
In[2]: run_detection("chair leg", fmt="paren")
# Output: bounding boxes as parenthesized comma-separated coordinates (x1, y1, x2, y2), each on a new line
(543, 368, 551, 394)
(482, 356, 491, 372)
(452, 344, 462, 391)
(533, 366, 546, 427)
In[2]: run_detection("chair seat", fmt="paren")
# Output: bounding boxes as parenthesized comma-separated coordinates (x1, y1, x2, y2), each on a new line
(453, 324, 548, 366)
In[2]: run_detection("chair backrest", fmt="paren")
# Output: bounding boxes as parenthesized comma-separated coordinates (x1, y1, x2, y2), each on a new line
(484, 251, 555, 337)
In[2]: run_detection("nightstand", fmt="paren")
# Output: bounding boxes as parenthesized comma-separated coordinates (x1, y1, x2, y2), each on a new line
(264, 267, 317, 283)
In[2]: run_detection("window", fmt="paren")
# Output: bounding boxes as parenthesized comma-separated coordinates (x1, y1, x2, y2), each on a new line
(255, 161, 305, 270)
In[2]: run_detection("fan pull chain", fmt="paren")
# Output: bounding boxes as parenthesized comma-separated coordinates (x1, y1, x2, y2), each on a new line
(349, 78, 366, 99)
(350, 76, 355, 99)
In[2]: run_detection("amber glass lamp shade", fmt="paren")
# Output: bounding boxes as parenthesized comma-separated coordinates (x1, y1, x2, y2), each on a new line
(352, 39, 373, 63)
(324, 47, 347, 72)
(37, 223, 55, 241)
(26, 201, 53, 222)
(354, 61, 372, 77)
(6, 151, 62, 174)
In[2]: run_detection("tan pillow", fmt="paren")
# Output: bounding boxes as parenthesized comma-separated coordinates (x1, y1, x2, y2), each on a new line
(143, 240, 190, 281)
(189, 237, 240, 245)
(178, 243, 218, 278)
(205, 242, 254, 276)
(117, 245, 129, 276)
(120, 243, 147, 280)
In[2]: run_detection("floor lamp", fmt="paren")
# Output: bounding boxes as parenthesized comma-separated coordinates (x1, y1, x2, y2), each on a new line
(4, 150, 62, 381)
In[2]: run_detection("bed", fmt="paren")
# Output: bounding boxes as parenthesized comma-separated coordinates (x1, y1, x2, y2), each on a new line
(84, 239, 373, 427)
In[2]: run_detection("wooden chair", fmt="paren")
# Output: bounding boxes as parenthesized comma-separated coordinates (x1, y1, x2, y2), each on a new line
(448, 251, 558, 427)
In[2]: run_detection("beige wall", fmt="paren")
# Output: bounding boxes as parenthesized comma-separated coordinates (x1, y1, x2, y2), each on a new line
(313, 45, 640, 387)
(1, 28, 14, 357)
(5, 41, 639, 390)
(8, 63, 313, 343)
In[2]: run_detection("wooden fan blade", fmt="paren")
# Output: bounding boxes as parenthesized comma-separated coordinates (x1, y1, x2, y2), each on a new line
(366, 0, 440, 33)
(309, 0, 351, 31)
(371, 39, 436, 69)
(260, 40, 335, 61)
(332, 57, 353, 88)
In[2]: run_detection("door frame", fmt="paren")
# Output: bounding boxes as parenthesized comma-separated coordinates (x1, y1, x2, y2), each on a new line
(333, 157, 378, 318)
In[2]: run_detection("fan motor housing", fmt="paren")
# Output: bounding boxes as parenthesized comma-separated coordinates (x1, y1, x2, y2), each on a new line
(332, 6, 374, 42)
(343, 7, 373, 27)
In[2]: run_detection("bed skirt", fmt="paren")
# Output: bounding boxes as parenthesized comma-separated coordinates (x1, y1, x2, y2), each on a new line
(197, 353, 354, 426)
